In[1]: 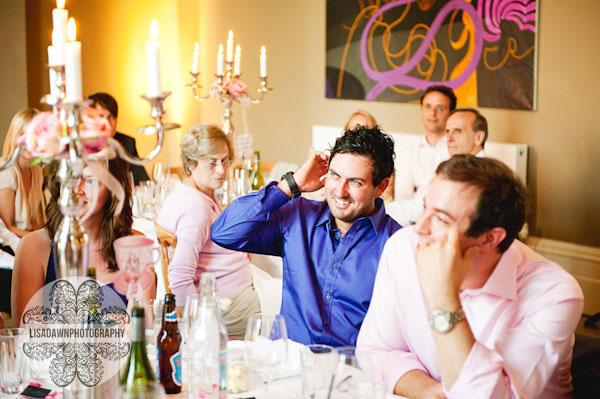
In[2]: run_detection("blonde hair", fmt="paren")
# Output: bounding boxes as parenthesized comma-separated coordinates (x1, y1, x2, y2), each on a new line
(1, 108, 44, 228)
(179, 124, 233, 175)
(344, 110, 378, 130)
(2, 108, 39, 159)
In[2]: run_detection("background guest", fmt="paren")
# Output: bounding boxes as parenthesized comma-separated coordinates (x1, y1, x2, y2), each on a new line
(394, 85, 456, 201)
(88, 92, 150, 185)
(0, 108, 44, 255)
(156, 124, 259, 339)
(11, 157, 154, 322)
(344, 109, 377, 130)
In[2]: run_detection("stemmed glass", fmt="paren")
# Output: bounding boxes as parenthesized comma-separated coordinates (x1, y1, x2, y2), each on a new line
(180, 294, 201, 391)
(152, 162, 169, 184)
(244, 313, 288, 394)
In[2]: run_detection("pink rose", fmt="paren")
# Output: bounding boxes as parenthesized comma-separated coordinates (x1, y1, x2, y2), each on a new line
(226, 78, 248, 97)
(81, 106, 111, 151)
(20, 111, 65, 157)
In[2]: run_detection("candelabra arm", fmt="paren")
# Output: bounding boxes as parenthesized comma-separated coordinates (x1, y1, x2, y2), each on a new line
(106, 134, 164, 166)
(245, 76, 273, 104)
(0, 145, 23, 171)
(186, 72, 218, 102)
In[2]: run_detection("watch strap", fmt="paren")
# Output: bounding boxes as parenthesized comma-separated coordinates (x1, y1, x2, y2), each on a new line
(429, 307, 465, 333)
(281, 171, 301, 199)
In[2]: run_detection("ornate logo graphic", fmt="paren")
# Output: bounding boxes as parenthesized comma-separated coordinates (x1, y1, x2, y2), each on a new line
(21, 278, 131, 387)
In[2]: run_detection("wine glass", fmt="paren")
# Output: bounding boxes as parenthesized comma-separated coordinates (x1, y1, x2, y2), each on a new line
(244, 313, 288, 394)
(152, 162, 169, 184)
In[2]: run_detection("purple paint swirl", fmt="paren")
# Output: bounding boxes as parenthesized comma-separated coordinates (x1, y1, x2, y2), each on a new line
(477, 0, 537, 42)
(360, 0, 484, 100)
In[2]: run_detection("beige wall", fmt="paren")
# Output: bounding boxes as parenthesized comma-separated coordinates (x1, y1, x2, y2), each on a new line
(0, 0, 28, 146)
(13, 0, 600, 247)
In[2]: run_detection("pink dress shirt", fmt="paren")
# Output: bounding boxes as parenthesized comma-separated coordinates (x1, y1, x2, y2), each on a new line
(394, 135, 449, 200)
(357, 227, 584, 398)
(156, 182, 252, 306)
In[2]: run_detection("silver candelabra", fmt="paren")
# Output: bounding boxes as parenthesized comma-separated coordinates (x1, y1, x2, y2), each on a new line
(186, 57, 272, 137)
(0, 64, 180, 279)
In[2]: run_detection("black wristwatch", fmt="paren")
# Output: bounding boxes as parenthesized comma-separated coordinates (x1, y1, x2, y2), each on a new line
(281, 171, 302, 199)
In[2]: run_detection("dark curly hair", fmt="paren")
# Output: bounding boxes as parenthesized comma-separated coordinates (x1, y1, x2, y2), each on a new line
(330, 125, 395, 186)
(44, 157, 133, 271)
(436, 154, 528, 253)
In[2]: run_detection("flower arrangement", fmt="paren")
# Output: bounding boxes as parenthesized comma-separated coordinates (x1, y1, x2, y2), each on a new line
(19, 107, 112, 159)
(211, 77, 249, 99)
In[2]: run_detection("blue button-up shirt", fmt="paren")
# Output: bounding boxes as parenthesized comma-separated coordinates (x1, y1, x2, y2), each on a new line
(211, 182, 401, 347)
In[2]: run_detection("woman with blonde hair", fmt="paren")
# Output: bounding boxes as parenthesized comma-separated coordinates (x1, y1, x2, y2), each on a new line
(0, 108, 44, 254)
(156, 124, 260, 338)
(344, 109, 378, 130)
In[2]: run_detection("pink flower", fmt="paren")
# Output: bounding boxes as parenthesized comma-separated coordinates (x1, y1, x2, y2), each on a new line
(226, 78, 248, 97)
(81, 106, 111, 151)
(20, 111, 65, 157)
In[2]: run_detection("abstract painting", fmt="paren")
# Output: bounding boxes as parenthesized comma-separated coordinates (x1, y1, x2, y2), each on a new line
(326, 0, 538, 109)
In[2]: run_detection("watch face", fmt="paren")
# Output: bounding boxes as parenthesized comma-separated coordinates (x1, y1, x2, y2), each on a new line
(432, 312, 451, 332)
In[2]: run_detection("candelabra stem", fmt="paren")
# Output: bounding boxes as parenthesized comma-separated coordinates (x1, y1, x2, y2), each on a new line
(222, 97, 234, 137)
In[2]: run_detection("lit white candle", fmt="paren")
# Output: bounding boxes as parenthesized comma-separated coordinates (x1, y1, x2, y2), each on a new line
(259, 45, 267, 78)
(226, 30, 234, 62)
(216, 44, 224, 76)
(64, 18, 82, 102)
(47, 43, 60, 96)
(51, 0, 67, 65)
(234, 45, 241, 76)
(192, 41, 199, 74)
(146, 20, 161, 97)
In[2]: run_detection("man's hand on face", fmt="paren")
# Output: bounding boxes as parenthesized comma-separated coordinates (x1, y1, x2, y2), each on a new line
(416, 227, 479, 309)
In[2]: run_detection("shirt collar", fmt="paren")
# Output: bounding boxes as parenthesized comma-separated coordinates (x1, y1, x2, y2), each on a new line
(316, 197, 387, 234)
(419, 134, 447, 148)
(467, 242, 519, 300)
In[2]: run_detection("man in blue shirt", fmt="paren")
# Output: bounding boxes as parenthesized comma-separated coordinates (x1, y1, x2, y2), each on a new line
(211, 126, 401, 346)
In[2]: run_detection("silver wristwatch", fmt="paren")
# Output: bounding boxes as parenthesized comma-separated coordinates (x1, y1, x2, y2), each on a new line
(428, 307, 465, 333)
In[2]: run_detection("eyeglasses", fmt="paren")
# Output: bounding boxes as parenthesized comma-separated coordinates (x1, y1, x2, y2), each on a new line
(200, 158, 231, 169)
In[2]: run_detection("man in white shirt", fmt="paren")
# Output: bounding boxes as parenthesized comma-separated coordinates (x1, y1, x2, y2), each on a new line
(394, 86, 456, 201)
(446, 108, 487, 157)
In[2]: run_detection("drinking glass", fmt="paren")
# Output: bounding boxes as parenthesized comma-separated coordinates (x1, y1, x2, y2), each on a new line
(332, 347, 385, 399)
(152, 162, 169, 184)
(300, 344, 337, 399)
(0, 328, 30, 394)
(244, 313, 288, 394)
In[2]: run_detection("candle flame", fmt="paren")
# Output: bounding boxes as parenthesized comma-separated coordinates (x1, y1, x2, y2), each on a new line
(261, 45, 266, 55)
(228, 30, 233, 40)
(57, 0, 65, 9)
(67, 18, 76, 41)
(194, 42, 199, 52)
(218, 44, 223, 53)
(235, 44, 241, 54)
(150, 19, 159, 40)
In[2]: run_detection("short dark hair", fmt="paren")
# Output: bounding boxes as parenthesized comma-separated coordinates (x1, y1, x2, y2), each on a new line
(88, 92, 118, 118)
(329, 125, 395, 186)
(450, 108, 489, 148)
(420, 85, 457, 111)
(436, 155, 528, 252)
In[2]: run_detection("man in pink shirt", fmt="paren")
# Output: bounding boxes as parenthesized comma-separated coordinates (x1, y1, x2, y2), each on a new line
(357, 155, 584, 398)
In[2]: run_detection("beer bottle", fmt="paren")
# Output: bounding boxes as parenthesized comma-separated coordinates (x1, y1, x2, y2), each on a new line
(250, 151, 264, 191)
(157, 294, 182, 394)
(120, 306, 156, 393)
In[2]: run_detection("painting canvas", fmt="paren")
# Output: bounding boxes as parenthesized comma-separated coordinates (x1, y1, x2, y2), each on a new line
(326, 0, 538, 110)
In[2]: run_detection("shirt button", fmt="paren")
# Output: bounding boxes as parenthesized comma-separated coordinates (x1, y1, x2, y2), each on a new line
(326, 295, 331, 300)
(323, 321, 328, 326)
(332, 264, 338, 269)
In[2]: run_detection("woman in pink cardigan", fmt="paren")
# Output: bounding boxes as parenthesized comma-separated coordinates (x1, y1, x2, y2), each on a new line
(156, 124, 259, 338)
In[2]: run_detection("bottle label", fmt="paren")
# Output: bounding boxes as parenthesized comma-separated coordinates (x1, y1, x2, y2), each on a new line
(165, 310, 177, 322)
(170, 351, 182, 386)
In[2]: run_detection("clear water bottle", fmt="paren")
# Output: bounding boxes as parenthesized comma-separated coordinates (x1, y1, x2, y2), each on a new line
(188, 273, 228, 398)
